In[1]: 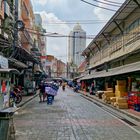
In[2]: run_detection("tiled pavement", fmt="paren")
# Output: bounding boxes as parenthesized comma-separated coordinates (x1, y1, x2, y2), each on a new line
(79, 90, 140, 121)
(14, 88, 140, 140)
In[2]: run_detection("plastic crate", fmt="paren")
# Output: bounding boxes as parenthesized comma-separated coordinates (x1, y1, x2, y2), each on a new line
(133, 95, 140, 104)
(128, 92, 140, 104)
(128, 100, 134, 105)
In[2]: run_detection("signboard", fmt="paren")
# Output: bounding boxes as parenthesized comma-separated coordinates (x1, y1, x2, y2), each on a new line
(40, 56, 48, 59)
(0, 55, 8, 68)
(0, 79, 9, 110)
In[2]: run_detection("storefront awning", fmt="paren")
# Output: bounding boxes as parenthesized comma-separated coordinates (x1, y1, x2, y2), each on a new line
(0, 68, 20, 74)
(73, 75, 84, 80)
(8, 58, 28, 68)
(15, 47, 40, 64)
(80, 74, 95, 80)
(80, 61, 140, 80)
(96, 61, 140, 78)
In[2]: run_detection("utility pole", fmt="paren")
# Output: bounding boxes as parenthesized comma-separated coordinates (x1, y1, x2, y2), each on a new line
(13, 0, 19, 50)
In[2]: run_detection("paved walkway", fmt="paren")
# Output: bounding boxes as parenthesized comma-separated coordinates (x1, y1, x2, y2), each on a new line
(14, 88, 140, 140)
(17, 89, 140, 121)
(79, 90, 140, 121)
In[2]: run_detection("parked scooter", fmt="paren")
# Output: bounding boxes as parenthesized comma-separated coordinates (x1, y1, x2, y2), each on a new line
(10, 86, 22, 107)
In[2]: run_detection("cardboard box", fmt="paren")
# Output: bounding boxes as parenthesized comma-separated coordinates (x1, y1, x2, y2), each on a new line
(116, 97, 127, 103)
(117, 103, 128, 109)
(117, 80, 126, 86)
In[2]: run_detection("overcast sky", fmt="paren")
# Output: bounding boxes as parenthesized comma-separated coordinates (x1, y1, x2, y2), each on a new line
(31, 0, 125, 62)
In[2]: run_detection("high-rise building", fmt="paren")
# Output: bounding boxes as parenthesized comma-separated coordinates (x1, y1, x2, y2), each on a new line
(68, 23, 86, 66)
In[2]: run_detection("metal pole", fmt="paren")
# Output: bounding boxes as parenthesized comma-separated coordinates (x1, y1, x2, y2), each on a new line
(13, 0, 19, 49)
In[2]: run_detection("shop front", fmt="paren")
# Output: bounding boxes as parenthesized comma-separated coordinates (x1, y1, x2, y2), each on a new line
(80, 61, 140, 112)
(0, 55, 20, 110)
(0, 69, 20, 110)
(0, 56, 20, 140)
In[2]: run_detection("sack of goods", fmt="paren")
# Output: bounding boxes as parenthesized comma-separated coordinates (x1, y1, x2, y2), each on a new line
(45, 86, 58, 96)
(45, 87, 57, 96)
(51, 84, 59, 91)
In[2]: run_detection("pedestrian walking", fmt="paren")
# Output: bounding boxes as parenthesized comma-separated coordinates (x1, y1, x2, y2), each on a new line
(38, 81, 46, 103)
(90, 82, 95, 95)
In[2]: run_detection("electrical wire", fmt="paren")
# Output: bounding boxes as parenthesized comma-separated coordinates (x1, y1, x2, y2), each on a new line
(92, 0, 137, 8)
(92, 0, 121, 7)
(47, 22, 104, 24)
(81, 0, 116, 11)
(25, 27, 140, 40)
(43, 19, 108, 25)
(81, 0, 138, 12)
(102, 0, 123, 5)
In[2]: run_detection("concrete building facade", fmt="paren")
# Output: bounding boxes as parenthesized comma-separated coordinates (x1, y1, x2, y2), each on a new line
(82, 0, 140, 72)
(34, 13, 47, 73)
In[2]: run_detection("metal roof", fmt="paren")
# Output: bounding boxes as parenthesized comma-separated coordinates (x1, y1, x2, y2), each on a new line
(0, 68, 20, 74)
(80, 61, 140, 80)
(80, 73, 96, 80)
(82, 0, 138, 55)
(8, 58, 28, 68)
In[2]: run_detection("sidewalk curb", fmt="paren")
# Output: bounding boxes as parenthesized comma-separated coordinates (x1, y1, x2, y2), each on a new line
(79, 91, 140, 122)
(17, 93, 39, 108)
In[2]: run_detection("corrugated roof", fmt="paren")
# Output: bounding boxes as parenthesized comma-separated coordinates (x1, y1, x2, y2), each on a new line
(82, 0, 138, 55)
(80, 61, 140, 80)
(8, 58, 28, 68)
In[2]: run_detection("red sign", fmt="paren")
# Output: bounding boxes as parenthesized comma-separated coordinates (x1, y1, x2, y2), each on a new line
(40, 56, 48, 59)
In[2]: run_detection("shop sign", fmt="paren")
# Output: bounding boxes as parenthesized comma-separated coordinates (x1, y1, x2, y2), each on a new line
(0, 55, 8, 68)
(40, 56, 48, 59)
(0, 80, 9, 110)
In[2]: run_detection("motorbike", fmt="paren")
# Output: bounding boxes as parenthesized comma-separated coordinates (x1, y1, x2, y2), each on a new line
(10, 87, 22, 107)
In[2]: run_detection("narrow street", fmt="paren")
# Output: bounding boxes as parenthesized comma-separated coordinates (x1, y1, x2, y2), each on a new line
(14, 88, 140, 140)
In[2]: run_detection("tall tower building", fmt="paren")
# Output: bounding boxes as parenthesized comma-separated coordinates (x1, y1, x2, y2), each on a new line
(68, 23, 86, 66)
